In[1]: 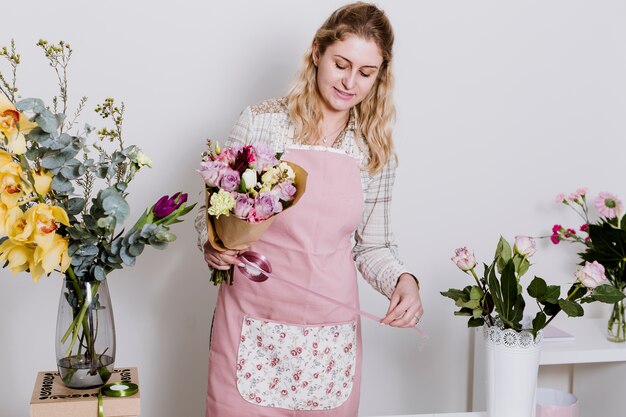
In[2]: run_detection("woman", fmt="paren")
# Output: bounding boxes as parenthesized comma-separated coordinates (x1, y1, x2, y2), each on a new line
(196, 2, 423, 416)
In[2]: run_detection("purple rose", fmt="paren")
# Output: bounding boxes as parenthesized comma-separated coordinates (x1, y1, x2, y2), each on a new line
(254, 192, 282, 220)
(153, 192, 188, 219)
(198, 160, 227, 187)
(220, 167, 241, 192)
(252, 143, 279, 173)
(232, 192, 254, 219)
(272, 180, 296, 201)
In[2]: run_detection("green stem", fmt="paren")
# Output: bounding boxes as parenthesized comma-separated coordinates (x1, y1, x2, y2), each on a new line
(61, 281, 100, 358)
(608, 300, 626, 342)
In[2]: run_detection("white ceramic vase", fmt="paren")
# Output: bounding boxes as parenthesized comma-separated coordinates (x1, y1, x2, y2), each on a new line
(484, 321, 543, 417)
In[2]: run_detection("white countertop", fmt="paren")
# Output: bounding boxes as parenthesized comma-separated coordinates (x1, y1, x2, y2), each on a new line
(540, 318, 626, 365)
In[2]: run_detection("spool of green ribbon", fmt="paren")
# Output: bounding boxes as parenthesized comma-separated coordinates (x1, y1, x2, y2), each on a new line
(97, 382, 139, 417)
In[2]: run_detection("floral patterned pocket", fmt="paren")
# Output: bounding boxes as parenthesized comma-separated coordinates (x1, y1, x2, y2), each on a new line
(235, 315, 357, 410)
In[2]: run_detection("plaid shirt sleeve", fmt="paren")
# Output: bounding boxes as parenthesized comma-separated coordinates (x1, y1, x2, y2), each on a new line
(352, 158, 412, 299)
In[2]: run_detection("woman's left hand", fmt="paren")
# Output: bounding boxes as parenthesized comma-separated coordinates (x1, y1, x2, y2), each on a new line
(381, 273, 424, 328)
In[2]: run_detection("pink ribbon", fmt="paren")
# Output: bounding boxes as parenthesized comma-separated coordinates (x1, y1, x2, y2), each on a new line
(237, 251, 427, 337)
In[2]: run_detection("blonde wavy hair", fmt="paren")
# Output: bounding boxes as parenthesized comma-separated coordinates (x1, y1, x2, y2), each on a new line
(286, 2, 396, 174)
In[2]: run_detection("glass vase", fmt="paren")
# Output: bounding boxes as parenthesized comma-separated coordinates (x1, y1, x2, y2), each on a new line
(607, 299, 626, 343)
(55, 276, 116, 388)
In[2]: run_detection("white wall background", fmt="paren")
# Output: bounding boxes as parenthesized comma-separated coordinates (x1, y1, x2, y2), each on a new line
(1, 1, 625, 416)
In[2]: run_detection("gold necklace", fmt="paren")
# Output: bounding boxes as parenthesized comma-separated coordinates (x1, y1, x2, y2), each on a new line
(322, 118, 348, 144)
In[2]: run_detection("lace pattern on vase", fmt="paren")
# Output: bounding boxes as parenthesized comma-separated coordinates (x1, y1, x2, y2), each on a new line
(483, 318, 543, 348)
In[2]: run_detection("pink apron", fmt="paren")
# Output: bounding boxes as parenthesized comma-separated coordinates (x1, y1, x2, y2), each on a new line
(206, 148, 364, 416)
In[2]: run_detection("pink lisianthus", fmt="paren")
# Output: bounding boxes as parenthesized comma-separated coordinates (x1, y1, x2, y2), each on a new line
(252, 143, 279, 173)
(451, 247, 477, 272)
(219, 167, 241, 192)
(514, 236, 536, 257)
(594, 192, 623, 219)
(575, 261, 609, 289)
(198, 160, 228, 188)
(232, 192, 254, 219)
(272, 180, 296, 202)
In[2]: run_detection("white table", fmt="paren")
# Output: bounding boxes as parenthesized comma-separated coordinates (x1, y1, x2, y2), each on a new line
(472, 318, 626, 412)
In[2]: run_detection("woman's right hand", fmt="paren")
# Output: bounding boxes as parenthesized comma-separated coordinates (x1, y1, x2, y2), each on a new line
(202, 241, 244, 270)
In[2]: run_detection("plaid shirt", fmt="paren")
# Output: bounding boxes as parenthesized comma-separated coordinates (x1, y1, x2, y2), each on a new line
(195, 98, 412, 299)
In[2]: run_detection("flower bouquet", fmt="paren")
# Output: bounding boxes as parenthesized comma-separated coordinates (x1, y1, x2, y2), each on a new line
(551, 188, 626, 341)
(0, 39, 195, 387)
(441, 236, 624, 338)
(198, 140, 306, 285)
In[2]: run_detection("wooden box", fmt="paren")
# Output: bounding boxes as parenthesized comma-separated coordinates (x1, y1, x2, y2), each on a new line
(30, 367, 140, 417)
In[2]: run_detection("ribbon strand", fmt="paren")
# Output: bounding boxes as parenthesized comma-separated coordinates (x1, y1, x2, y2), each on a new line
(237, 251, 427, 337)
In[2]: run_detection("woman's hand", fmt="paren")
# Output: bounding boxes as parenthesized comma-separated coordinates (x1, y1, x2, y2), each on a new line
(381, 273, 423, 328)
(202, 241, 245, 270)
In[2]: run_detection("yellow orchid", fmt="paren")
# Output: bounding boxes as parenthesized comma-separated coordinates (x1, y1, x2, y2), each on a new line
(0, 160, 31, 208)
(4, 206, 33, 243)
(32, 233, 71, 282)
(0, 238, 34, 275)
(0, 93, 37, 155)
(24, 203, 70, 251)
(0, 200, 9, 234)
(32, 167, 53, 195)
(0, 149, 13, 167)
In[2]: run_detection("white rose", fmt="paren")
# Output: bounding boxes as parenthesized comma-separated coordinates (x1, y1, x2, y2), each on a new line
(241, 168, 257, 191)
(514, 236, 536, 257)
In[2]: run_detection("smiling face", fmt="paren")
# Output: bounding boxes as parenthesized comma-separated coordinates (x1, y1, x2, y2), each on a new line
(313, 35, 384, 118)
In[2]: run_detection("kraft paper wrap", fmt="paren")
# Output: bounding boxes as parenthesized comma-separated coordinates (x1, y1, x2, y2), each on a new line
(205, 162, 308, 251)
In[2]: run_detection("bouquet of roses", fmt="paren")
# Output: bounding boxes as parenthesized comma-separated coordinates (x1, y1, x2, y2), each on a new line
(198, 140, 306, 285)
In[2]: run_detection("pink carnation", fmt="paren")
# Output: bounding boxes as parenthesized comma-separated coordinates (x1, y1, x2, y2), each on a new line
(575, 188, 588, 197)
(555, 193, 566, 204)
